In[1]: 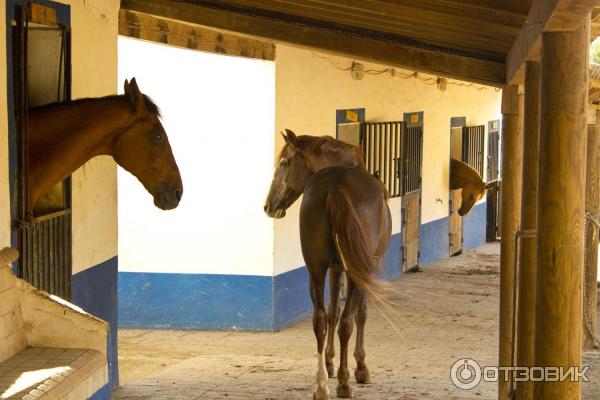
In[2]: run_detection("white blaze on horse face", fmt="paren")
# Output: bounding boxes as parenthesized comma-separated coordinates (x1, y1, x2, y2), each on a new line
(314, 351, 330, 399)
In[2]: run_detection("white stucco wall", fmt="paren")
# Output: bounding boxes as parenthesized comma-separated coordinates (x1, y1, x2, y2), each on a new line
(117, 37, 275, 276)
(273, 45, 502, 275)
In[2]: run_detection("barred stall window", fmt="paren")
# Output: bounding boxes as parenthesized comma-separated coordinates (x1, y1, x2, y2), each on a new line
(360, 121, 403, 198)
(462, 125, 485, 179)
(402, 123, 423, 195)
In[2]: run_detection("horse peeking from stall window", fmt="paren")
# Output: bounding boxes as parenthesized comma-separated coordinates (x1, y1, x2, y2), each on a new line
(450, 158, 494, 216)
(27, 78, 182, 215)
(264, 130, 392, 399)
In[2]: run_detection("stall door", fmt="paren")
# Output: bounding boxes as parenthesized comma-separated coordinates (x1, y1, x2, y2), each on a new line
(401, 112, 423, 271)
(486, 120, 500, 241)
(12, 2, 73, 299)
(449, 122, 464, 255)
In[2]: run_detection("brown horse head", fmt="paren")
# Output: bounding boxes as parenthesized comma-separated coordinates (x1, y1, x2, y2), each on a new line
(450, 158, 490, 216)
(113, 78, 183, 210)
(264, 130, 366, 219)
(264, 130, 311, 218)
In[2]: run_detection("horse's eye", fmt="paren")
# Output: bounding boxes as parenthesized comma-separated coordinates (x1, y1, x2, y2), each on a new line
(153, 132, 163, 142)
(280, 159, 289, 168)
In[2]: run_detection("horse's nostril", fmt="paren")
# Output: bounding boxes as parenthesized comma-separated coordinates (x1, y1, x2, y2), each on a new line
(264, 204, 269, 213)
(174, 189, 182, 202)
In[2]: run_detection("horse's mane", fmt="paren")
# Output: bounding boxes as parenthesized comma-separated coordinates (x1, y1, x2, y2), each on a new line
(278, 135, 363, 166)
(450, 158, 484, 189)
(30, 94, 161, 118)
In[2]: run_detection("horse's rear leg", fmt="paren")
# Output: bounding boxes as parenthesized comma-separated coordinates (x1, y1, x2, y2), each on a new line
(325, 270, 342, 378)
(337, 280, 360, 398)
(310, 270, 330, 400)
(354, 296, 371, 384)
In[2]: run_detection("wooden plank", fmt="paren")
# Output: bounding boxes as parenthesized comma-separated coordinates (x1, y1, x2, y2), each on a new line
(498, 84, 523, 400)
(583, 123, 599, 350)
(121, 0, 506, 86)
(449, 189, 462, 255)
(515, 61, 540, 400)
(506, 0, 596, 84)
(534, 18, 589, 399)
(119, 10, 275, 60)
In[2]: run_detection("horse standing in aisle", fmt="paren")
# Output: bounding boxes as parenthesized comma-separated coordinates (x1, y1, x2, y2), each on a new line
(27, 78, 183, 214)
(264, 131, 391, 399)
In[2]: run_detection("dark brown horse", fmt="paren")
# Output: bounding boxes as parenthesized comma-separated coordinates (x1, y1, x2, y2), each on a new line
(27, 78, 182, 213)
(450, 158, 493, 216)
(265, 131, 391, 399)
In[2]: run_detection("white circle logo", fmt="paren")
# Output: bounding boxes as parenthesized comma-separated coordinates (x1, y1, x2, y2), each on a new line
(451, 358, 482, 390)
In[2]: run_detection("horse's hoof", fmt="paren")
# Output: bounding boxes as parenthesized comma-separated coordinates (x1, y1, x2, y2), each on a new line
(313, 390, 330, 400)
(355, 366, 371, 384)
(336, 383, 353, 398)
(326, 360, 335, 378)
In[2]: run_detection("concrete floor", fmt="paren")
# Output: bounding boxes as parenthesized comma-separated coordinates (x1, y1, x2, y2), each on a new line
(112, 243, 600, 399)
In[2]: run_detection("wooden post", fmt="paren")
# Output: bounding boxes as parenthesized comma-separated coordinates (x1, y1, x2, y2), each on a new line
(534, 16, 589, 399)
(498, 84, 523, 400)
(515, 61, 540, 400)
(583, 110, 599, 350)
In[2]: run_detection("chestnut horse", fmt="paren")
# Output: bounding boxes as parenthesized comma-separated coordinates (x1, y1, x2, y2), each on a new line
(27, 78, 182, 214)
(265, 131, 391, 399)
(450, 158, 493, 216)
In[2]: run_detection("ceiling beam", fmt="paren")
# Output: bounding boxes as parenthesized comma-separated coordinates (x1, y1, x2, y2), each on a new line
(506, 0, 597, 84)
(121, 0, 505, 86)
(119, 10, 275, 60)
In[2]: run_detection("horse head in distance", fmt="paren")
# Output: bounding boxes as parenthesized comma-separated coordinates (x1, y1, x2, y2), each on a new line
(264, 129, 365, 219)
(27, 78, 183, 212)
(450, 158, 493, 216)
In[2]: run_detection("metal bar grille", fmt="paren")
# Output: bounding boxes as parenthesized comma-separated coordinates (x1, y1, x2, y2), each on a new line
(361, 121, 403, 198)
(462, 125, 485, 178)
(487, 122, 500, 181)
(22, 211, 72, 298)
(402, 126, 423, 195)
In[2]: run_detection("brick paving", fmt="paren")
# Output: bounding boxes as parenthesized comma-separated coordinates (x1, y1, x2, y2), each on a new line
(113, 243, 600, 399)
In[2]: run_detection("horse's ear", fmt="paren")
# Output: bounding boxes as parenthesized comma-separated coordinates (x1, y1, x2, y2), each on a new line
(124, 78, 145, 114)
(284, 129, 298, 146)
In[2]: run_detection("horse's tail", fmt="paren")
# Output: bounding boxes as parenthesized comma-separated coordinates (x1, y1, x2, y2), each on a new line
(326, 187, 384, 300)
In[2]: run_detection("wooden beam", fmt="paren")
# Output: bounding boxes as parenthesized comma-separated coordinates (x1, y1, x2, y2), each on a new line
(121, 0, 506, 86)
(498, 83, 523, 400)
(223, 0, 518, 56)
(515, 61, 540, 400)
(583, 119, 599, 350)
(119, 10, 275, 60)
(534, 16, 589, 399)
(506, 0, 597, 84)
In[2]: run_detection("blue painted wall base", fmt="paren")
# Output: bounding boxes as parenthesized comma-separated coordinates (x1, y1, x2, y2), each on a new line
(118, 272, 273, 330)
(462, 202, 487, 251)
(89, 384, 111, 400)
(420, 217, 449, 265)
(71, 256, 119, 390)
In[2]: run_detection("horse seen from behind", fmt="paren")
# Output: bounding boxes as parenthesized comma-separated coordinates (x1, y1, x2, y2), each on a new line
(265, 130, 392, 399)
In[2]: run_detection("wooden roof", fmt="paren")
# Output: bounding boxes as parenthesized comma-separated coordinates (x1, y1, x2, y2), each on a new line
(121, 0, 598, 87)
